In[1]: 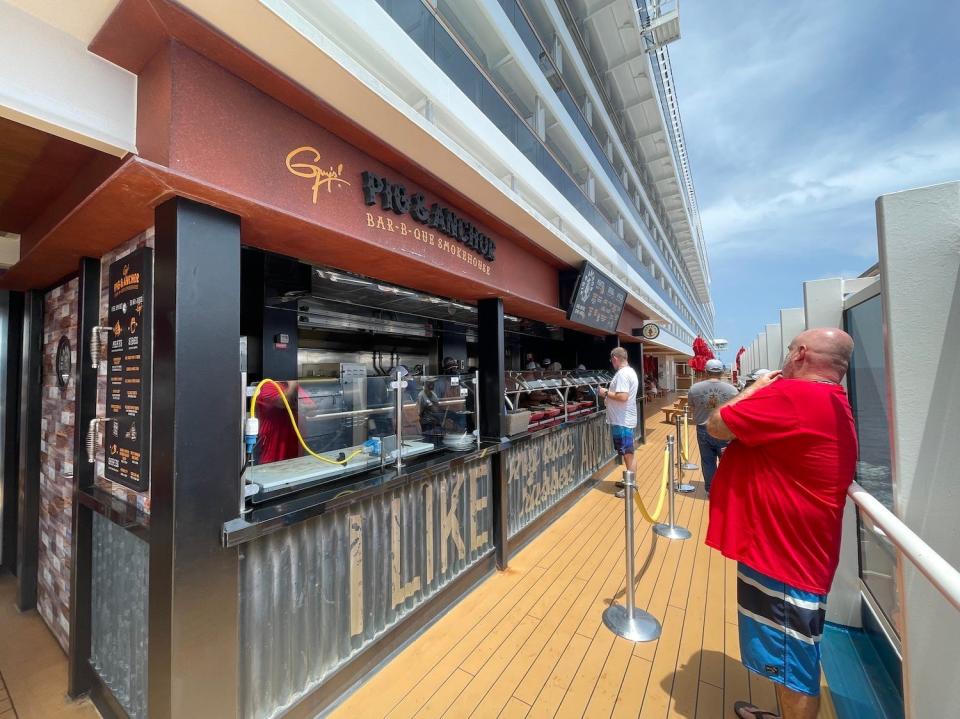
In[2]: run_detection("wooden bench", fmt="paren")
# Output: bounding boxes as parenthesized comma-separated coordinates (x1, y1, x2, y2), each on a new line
(662, 407, 684, 424)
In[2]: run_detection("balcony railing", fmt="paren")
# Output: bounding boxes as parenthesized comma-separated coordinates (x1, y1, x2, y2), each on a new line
(849, 480, 960, 612)
(375, 0, 710, 333)
(497, 0, 712, 334)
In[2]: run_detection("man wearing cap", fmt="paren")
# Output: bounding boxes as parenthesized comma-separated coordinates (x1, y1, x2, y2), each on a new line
(687, 358, 738, 494)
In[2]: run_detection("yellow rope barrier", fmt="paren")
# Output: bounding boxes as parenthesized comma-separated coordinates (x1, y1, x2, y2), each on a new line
(632, 446, 671, 523)
(250, 379, 364, 466)
(681, 411, 690, 463)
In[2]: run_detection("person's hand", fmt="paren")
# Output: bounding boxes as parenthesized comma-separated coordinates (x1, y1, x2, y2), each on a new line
(751, 370, 781, 392)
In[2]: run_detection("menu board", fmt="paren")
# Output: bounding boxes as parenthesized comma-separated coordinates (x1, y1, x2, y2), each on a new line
(105, 247, 152, 491)
(566, 262, 627, 333)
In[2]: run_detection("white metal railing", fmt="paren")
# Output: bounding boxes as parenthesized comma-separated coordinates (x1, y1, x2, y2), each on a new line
(848, 481, 960, 612)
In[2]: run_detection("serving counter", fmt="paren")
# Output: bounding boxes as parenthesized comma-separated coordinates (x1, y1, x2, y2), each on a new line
(236, 446, 495, 718)
(505, 410, 614, 538)
(223, 406, 618, 718)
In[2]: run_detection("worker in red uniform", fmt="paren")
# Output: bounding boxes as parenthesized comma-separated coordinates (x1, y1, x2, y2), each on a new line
(255, 380, 303, 464)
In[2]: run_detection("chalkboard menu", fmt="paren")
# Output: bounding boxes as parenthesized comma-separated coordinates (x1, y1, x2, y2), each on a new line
(105, 247, 152, 491)
(566, 262, 627, 333)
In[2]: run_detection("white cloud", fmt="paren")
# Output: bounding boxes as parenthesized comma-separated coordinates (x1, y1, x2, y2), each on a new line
(671, 2, 960, 262)
(698, 110, 960, 257)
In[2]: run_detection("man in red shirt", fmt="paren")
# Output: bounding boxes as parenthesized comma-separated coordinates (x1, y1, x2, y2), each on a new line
(705, 328, 857, 719)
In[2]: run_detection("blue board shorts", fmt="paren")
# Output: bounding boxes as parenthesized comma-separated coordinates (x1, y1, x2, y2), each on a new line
(737, 563, 827, 696)
(610, 425, 635, 455)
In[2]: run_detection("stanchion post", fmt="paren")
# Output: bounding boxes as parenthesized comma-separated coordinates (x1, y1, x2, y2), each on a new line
(674, 415, 695, 493)
(602, 468, 662, 642)
(679, 411, 699, 472)
(654, 437, 692, 540)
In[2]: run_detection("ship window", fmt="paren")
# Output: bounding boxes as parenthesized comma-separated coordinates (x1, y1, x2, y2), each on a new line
(845, 294, 901, 636)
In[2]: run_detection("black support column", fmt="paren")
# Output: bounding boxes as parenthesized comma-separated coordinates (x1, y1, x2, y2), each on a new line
(628, 342, 646, 445)
(15, 290, 42, 610)
(477, 299, 506, 442)
(477, 298, 508, 569)
(240, 249, 307, 382)
(150, 198, 241, 718)
(1, 290, 23, 574)
(68, 258, 102, 697)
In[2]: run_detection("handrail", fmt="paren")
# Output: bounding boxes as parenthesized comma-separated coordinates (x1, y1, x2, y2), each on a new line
(848, 481, 960, 612)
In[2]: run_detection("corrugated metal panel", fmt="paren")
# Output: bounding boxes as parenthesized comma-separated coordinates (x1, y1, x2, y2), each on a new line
(240, 456, 492, 719)
(90, 512, 149, 719)
(506, 414, 614, 537)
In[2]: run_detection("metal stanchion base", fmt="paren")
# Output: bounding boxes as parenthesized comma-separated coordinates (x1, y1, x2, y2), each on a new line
(602, 604, 662, 642)
(653, 523, 692, 540)
(675, 483, 696, 493)
(681, 462, 699, 471)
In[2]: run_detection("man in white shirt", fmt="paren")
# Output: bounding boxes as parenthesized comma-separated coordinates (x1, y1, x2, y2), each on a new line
(599, 347, 639, 498)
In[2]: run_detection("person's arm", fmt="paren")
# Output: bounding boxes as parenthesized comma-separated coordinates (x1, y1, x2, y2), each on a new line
(600, 386, 630, 402)
(706, 371, 780, 440)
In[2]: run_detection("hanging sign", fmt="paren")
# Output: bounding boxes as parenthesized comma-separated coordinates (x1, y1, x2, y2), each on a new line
(564, 262, 627, 333)
(104, 247, 153, 492)
(641, 323, 661, 340)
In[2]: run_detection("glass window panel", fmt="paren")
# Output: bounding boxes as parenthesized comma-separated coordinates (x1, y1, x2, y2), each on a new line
(246, 377, 398, 494)
(437, 0, 489, 67)
(515, 121, 540, 166)
(846, 296, 893, 509)
(845, 294, 900, 635)
(481, 83, 517, 144)
(379, 0, 434, 56)
(408, 374, 475, 450)
(434, 24, 482, 105)
(858, 513, 902, 636)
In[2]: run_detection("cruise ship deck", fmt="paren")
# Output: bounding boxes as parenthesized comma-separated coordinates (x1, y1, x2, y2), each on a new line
(330, 396, 835, 719)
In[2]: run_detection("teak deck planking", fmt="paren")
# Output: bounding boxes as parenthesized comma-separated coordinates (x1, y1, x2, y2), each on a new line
(332, 395, 836, 718)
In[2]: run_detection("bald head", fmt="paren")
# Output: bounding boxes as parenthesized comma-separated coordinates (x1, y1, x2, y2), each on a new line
(782, 328, 854, 383)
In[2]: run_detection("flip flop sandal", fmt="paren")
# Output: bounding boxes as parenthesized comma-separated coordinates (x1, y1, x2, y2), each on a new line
(733, 701, 780, 719)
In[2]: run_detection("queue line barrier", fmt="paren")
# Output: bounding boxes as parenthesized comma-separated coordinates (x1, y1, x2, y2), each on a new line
(603, 434, 692, 644)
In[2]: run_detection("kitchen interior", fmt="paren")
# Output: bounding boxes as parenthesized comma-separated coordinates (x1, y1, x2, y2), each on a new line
(239, 250, 618, 505)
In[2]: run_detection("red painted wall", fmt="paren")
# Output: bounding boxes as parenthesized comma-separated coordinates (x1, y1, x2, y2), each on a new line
(137, 43, 562, 314)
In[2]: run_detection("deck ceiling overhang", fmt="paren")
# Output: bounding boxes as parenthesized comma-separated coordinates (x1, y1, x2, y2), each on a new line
(565, 0, 709, 303)
(0, 5, 659, 344)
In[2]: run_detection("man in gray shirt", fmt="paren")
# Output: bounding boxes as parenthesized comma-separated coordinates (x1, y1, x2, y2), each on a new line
(688, 359, 738, 494)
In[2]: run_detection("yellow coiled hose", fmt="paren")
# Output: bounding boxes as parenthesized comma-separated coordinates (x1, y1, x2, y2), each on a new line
(249, 379, 364, 466)
(631, 445, 671, 523)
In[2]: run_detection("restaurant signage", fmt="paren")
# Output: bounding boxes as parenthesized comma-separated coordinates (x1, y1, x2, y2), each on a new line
(564, 262, 627, 334)
(361, 171, 497, 262)
(105, 247, 152, 492)
(285, 146, 351, 203)
(641, 323, 661, 340)
(505, 413, 613, 535)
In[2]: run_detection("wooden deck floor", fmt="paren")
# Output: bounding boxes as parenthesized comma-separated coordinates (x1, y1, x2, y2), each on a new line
(330, 398, 836, 719)
(0, 576, 99, 719)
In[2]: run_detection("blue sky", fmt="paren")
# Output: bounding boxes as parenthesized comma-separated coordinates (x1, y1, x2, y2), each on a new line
(669, 1, 960, 362)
